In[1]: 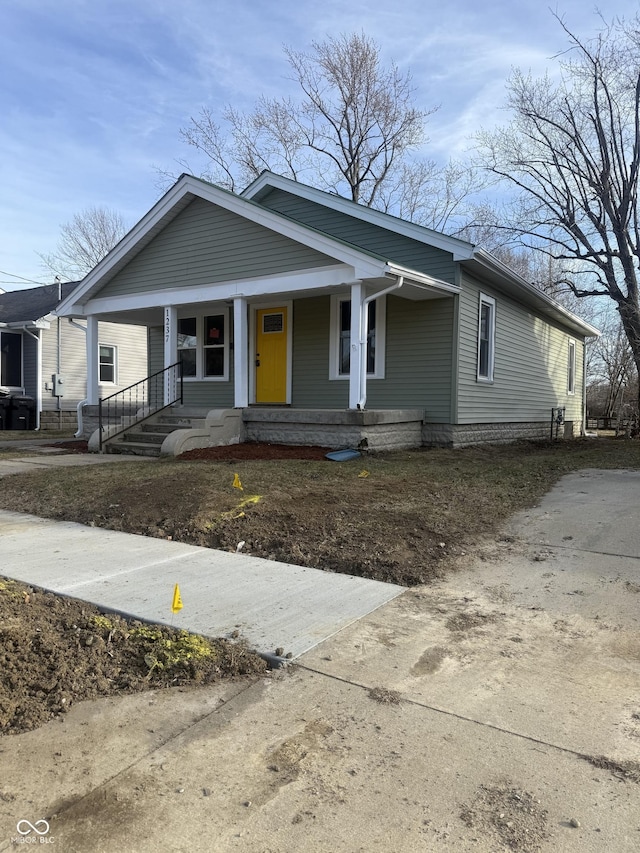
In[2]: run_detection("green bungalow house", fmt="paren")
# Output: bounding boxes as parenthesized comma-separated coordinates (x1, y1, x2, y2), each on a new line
(56, 172, 599, 455)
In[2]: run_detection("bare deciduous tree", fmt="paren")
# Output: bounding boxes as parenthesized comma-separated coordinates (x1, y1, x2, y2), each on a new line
(41, 206, 127, 280)
(179, 33, 436, 207)
(476, 13, 640, 415)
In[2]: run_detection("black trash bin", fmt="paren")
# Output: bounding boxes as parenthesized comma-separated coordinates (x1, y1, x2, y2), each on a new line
(9, 395, 35, 430)
(0, 394, 11, 430)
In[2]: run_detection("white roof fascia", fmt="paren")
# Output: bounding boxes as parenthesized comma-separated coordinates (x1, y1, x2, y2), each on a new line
(473, 249, 601, 338)
(385, 263, 461, 295)
(56, 175, 396, 317)
(6, 318, 51, 330)
(242, 171, 476, 262)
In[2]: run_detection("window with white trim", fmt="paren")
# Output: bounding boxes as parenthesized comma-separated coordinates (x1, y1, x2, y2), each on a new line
(567, 339, 576, 395)
(177, 311, 228, 380)
(330, 294, 386, 379)
(477, 293, 496, 382)
(99, 344, 117, 384)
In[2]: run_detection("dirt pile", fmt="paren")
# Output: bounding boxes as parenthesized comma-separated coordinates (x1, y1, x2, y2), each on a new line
(0, 578, 267, 736)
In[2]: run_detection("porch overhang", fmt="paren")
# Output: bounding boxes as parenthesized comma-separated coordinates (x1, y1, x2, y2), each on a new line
(60, 262, 459, 326)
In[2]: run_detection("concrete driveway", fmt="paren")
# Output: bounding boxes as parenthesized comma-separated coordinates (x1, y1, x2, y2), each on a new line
(1, 468, 639, 852)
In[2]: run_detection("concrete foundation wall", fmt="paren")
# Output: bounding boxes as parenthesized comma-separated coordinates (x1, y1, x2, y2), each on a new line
(243, 409, 424, 451)
(422, 420, 573, 447)
(39, 410, 79, 430)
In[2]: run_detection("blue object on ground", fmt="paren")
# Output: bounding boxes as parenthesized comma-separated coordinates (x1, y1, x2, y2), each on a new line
(325, 449, 361, 462)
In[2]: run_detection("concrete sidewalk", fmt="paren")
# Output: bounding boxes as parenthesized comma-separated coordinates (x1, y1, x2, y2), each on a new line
(0, 445, 153, 477)
(0, 510, 404, 660)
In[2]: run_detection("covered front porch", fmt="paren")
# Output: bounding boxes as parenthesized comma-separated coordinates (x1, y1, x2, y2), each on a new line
(78, 269, 458, 417)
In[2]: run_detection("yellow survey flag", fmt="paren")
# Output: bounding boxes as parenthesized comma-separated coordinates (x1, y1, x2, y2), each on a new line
(233, 473, 243, 490)
(358, 470, 370, 478)
(171, 583, 183, 613)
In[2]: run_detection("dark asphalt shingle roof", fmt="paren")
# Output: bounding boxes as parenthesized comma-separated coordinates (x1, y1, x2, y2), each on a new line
(0, 282, 79, 324)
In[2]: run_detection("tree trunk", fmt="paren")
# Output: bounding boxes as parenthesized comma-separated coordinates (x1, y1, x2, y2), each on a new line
(617, 299, 640, 424)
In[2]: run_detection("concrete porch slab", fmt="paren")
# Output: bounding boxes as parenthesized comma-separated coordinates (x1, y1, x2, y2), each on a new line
(0, 510, 405, 660)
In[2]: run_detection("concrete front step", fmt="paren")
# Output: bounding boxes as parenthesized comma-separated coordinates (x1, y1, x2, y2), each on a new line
(105, 440, 164, 457)
(156, 415, 206, 427)
(106, 417, 208, 456)
(120, 431, 166, 445)
(101, 408, 237, 457)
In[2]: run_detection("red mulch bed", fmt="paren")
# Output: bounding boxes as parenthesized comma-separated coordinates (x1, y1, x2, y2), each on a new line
(45, 440, 89, 453)
(44, 440, 334, 461)
(179, 443, 333, 461)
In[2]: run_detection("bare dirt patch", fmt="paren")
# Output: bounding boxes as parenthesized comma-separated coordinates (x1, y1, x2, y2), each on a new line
(3, 439, 640, 589)
(0, 577, 266, 736)
(460, 782, 550, 851)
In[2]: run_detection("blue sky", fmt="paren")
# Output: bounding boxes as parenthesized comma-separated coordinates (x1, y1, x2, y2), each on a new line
(1, 0, 636, 289)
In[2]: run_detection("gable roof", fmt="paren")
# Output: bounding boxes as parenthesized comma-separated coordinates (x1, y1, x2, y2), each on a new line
(0, 282, 78, 326)
(56, 175, 458, 317)
(242, 171, 600, 338)
(242, 171, 476, 261)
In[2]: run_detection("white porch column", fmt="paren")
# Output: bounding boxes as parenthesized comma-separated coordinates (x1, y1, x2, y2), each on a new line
(163, 306, 177, 405)
(233, 296, 249, 407)
(86, 316, 99, 405)
(348, 281, 363, 409)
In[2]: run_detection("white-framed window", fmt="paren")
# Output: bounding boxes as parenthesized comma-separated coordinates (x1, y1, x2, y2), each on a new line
(329, 294, 386, 380)
(99, 344, 117, 384)
(477, 293, 496, 382)
(567, 339, 576, 395)
(177, 309, 229, 381)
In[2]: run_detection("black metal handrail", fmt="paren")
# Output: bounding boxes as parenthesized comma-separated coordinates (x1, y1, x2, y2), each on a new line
(98, 361, 183, 452)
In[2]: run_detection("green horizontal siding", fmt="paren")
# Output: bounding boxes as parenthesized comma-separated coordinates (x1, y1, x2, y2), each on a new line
(457, 273, 585, 423)
(259, 189, 457, 285)
(290, 294, 454, 415)
(99, 197, 336, 299)
(366, 295, 453, 418)
(292, 297, 348, 407)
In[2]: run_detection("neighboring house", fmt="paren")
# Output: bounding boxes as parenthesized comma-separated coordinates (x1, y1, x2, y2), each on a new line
(0, 283, 148, 430)
(56, 172, 599, 452)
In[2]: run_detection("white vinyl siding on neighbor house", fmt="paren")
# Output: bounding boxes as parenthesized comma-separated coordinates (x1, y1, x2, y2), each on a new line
(457, 273, 585, 424)
(39, 320, 147, 411)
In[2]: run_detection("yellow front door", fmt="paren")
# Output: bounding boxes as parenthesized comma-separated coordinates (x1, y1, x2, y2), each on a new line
(255, 307, 288, 403)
